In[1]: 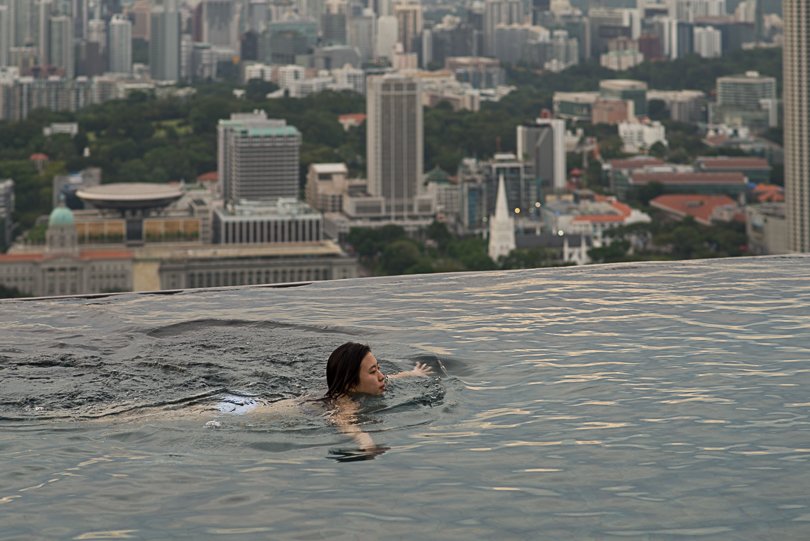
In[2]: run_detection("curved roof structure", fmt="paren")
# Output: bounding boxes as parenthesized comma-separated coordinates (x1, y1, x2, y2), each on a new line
(76, 183, 183, 211)
(48, 206, 75, 227)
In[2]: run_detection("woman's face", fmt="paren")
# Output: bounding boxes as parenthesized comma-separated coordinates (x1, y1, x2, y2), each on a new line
(351, 352, 386, 395)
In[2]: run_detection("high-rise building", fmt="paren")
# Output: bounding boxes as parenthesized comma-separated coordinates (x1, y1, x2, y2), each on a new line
(37, 0, 53, 67)
(71, 0, 89, 40)
(693, 25, 722, 58)
(375, 15, 398, 60)
(0, 6, 10, 67)
(150, 0, 181, 81)
(483, 0, 523, 56)
(366, 74, 424, 219)
(130, 0, 151, 40)
(217, 111, 302, 204)
(321, 0, 348, 46)
(108, 14, 132, 74)
(517, 118, 566, 196)
(713, 71, 777, 129)
(347, 8, 376, 62)
(49, 15, 74, 77)
(668, 0, 726, 21)
(783, 0, 810, 252)
(201, 0, 240, 51)
(393, 0, 422, 53)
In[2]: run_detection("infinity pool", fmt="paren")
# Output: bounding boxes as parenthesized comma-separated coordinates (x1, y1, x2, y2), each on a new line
(2, 256, 809, 539)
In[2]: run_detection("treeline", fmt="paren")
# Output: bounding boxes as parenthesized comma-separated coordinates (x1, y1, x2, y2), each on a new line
(347, 222, 567, 276)
(589, 216, 747, 264)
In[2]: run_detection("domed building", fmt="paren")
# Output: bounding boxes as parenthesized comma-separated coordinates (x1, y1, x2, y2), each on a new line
(0, 205, 133, 297)
(46, 206, 79, 255)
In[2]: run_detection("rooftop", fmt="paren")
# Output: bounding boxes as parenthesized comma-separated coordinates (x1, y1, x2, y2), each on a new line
(76, 183, 184, 210)
(631, 172, 747, 185)
(696, 157, 771, 170)
(651, 194, 738, 226)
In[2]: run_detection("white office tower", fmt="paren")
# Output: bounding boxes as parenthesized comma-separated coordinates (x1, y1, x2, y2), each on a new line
(488, 175, 515, 262)
(217, 111, 302, 204)
(0, 6, 10, 67)
(201, 0, 240, 52)
(366, 74, 424, 219)
(49, 15, 74, 77)
(693, 25, 721, 58)
(483, 0, 523, 57)
(108, 14, 132, 75)
(150, 0, 181, 81)
(376, 15, 397, 61)
(784, 0, 810, 252)
(517, 118, 566, 193)
(88, 16, 106, 43)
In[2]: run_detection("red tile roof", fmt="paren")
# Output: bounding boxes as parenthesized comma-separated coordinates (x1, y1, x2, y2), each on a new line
(631, 172, 746, 185)
(696, 157, 770, 170)
(650, 194, 737, 226)
(752, 183, 784, 203)
(29, 153, 49, 161)
(0, 253, 45, 262)
(572, 214, 625, 223)
(197, 171, 219, 182)
(338, 113, 366, 122)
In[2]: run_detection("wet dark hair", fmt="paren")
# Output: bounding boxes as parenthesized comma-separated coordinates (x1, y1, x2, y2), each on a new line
(325, 342, 371, 399)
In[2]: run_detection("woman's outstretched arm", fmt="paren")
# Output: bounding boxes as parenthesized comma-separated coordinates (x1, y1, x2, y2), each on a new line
(388, 362, 433, 380)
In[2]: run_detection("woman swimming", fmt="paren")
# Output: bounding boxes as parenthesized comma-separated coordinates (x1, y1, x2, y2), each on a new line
(210, 342, 432, 453)
(324, 342, 432, 451)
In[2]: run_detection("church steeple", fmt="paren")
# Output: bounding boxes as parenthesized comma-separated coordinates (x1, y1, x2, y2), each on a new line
(488, 174, 516, 262)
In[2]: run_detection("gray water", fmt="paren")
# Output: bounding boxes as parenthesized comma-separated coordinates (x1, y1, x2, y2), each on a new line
(2, 256, 809, 540)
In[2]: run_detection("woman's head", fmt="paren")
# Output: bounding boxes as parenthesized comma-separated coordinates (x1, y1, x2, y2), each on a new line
(326, 342, 386, 398)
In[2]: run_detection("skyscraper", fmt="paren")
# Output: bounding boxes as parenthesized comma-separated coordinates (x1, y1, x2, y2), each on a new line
(0, 6, 10, 67)
(217, 111, 302, 204)
(366, 74, 424, 219)
(393, 0, 422, 53)
(49, 15, 74, 76)
(37, 0, 53, 66)
(517, 118, 566, 196)
(483, 0, 523, 57)
(108, 14, 132, 74)
(201, 0, 240, 51)
(150, 0, 181, 81)
(783, 0, 810, 252)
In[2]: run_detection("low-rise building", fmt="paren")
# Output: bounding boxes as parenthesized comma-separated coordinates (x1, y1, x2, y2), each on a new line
(542, 194, 651, 238)
(625, 171, 749, 199)
(694, 156, 771, 183)
(553, 91, 599, 121)
(746, 202, 787, 255)
(650, 194, 741, 226)
(212, 199, 323, 245)
(618, 120, 667, 152)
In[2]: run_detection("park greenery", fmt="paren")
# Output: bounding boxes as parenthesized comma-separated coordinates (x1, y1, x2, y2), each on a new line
(346, 221, 566, 276)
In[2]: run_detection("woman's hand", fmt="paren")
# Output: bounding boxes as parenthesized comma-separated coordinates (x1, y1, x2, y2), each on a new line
(410, 362, 433, 377)
(388, 362, 434, 380)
